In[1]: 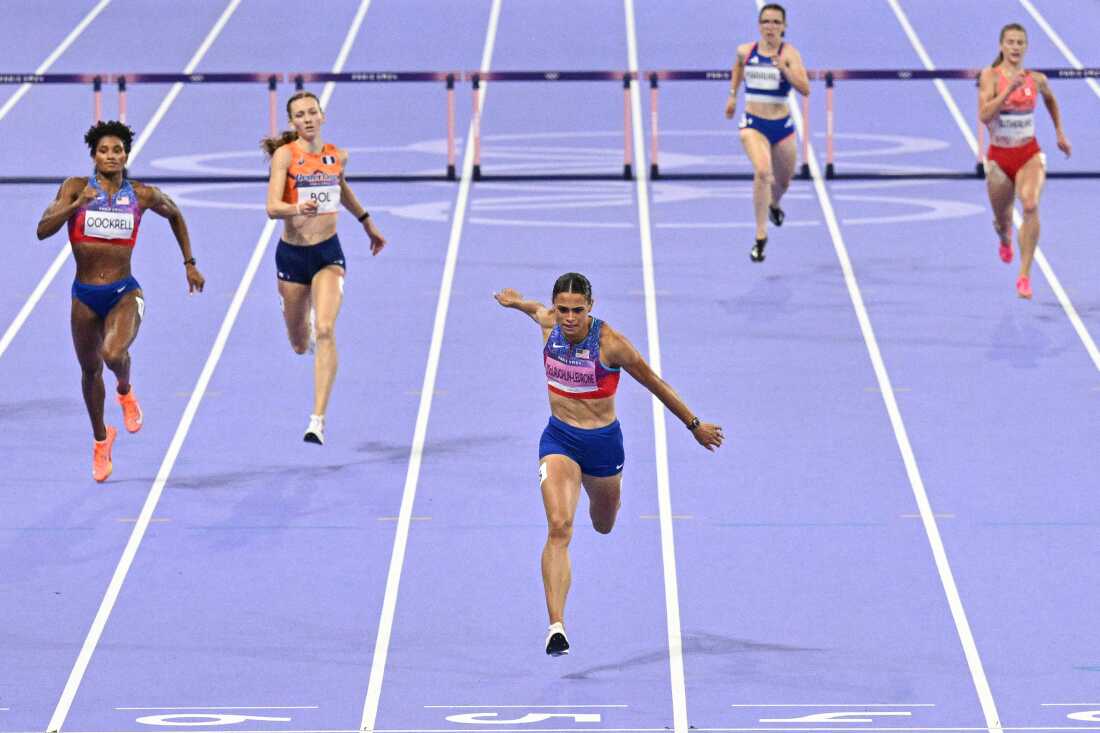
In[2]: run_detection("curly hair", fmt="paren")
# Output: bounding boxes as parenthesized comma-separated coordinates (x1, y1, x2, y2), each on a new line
(84, 120, 135, 156)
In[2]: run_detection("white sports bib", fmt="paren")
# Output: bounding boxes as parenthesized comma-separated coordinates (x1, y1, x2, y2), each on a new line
(994, 113, 1035, 145)
(83, 211, 134, 240)
(299, 184, 341, 213)
(744, 65, 781, 90)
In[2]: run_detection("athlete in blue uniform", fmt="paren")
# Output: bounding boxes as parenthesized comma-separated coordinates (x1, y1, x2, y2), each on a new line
(495, 273, 723, 656)
(724, 3, 810, 262)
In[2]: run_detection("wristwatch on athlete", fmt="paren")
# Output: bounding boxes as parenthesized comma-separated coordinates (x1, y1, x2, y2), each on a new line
(687, 417, 701, 431)
(356, 210, 370, 222)
(183, 257, 196, 267)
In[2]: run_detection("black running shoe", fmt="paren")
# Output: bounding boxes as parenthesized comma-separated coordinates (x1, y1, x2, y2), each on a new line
(545, 623, 570, 656)
(768, 204, 785, 227)
(750, 237, 767, 263)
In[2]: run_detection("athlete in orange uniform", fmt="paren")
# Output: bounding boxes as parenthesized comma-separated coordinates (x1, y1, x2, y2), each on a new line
(979, 23, 1071, 299)
(495, 273, 722, 656)
(263, 91, 386, 445)
(36, 120, 204, 482)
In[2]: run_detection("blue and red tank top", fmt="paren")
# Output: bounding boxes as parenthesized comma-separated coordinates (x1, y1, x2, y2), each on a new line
(67, 176, 143, 248)
(743, 42, 792, 104)
(543, 318, 620, 400)
(989, 69, 1038, 149)
(281, 141, 343, 214)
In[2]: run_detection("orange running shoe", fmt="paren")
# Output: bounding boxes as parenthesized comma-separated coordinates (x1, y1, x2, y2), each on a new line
(118, 389, 143, 433)
(1016, 276, 1032, 299)
(93, 426, 117, 483)
(999, 241, 1013, 264)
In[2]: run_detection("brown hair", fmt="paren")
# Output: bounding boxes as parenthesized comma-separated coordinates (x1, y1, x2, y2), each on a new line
(992, 23, 1026, 67)
(759, 3, 786, 37)
(260, 91, 322, 157)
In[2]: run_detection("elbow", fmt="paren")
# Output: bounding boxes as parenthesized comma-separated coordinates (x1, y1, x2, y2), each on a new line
(265, 205, 279, 220)
(35, 224, 49, 240)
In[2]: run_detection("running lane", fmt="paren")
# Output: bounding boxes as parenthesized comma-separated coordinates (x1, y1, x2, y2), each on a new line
(861, 1, 1100, 728)
(0, 3, 259, 730)
(372, 0, 677, 730)
(56, 1, 496, 731)
(633, 1, 992, 728)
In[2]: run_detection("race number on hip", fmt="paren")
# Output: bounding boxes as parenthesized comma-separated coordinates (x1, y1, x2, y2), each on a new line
(299, 184, 341, 214)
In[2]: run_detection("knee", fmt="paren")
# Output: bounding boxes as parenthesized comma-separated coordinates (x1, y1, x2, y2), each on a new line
(1021, 198, 1040, 217)
(101, 347, 127, 371)
(80, 361, 103, 380)
(314, 321, 336, 342)
(290, 341, 308, 355)
(546, 516, 573, 544)
(754, 168, 775, 187)
(591, 519, 614, 535)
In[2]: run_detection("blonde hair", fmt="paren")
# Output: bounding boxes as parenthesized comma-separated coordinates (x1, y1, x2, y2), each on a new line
(260, 91, 322, 157)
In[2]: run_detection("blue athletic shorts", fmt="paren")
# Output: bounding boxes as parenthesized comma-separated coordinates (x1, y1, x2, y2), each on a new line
(739, 112, 795, 146)
(71, 276, 141, 320)
(539, 415, 625, 478)
(275, 234, 346, 284)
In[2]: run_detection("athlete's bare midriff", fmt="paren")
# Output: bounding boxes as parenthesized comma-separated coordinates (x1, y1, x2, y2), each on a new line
(548, 390, 617, 429)
(72, 241, 133, 284)
(280, 211, 338, 246)
(745, 99, 790, 120)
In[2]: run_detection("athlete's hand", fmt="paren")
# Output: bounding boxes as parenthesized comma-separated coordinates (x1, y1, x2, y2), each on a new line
(493, 288, 523, 308)
(691, 421, 723, 451)
(296, 199, 319, 217)
(1056, 130, 1072, 157)
(1007, 70, 1026, 92)
(364, 219, 387, 255)
(185, 264, 205, 294)
(724, 97, 736, 119)
(76, 184, 98, 207)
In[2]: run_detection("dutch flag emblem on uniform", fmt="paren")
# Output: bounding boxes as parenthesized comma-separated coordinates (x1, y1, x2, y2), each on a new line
(322, 155, 337, 165)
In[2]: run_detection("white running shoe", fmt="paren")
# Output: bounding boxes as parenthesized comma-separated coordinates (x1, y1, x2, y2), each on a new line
(545, 622, 570, 656)
(303, 414, 325, 445)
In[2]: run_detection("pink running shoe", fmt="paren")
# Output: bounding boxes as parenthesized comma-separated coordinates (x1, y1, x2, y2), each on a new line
(999, 241, 1013, 264)
(1016, 276, 1032, 299)
(93, 426, 117, 482)
(117, 389, 143, 433)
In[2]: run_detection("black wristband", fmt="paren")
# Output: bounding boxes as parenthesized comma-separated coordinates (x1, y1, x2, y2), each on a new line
(687, 417, 700, 431)
(356, 210, 370, 222)
(183, 257, 196, 266)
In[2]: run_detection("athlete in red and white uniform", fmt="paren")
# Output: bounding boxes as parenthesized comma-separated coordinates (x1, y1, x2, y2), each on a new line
(36, 120, 204, 482)
(979, 23, 1071, 299)
(495, 273, 722, 656)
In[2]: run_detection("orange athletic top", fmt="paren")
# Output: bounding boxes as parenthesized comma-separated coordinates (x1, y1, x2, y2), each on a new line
(281, 141, 343, 213)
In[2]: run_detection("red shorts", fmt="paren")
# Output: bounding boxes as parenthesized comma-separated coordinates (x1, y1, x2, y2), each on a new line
(987, 139, 1042, 183)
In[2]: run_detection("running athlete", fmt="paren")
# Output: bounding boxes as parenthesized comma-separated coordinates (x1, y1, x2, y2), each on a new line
(979, 22, 1071, 299)
(262, 91, 387, 444)
(35, 120, 204, 482)
(494, 273, 723, 656)
(724, 3, 810, 263)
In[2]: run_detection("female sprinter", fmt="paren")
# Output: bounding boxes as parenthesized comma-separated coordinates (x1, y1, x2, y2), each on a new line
(979, 22, 1071, 299)
(36, 120, 204, 482)
(724, 3, 810, 263)
(494, 273, 723, 656)
(262, 90, 387, 444)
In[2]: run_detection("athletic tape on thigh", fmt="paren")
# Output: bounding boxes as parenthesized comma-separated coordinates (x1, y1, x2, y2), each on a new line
(338, 275, 344, 294)
(539, 461, 548, 485)
(134, 296, 145, 322)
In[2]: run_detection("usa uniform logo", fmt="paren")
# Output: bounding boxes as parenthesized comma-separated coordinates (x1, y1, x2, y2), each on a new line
(321, 154, 337, 165)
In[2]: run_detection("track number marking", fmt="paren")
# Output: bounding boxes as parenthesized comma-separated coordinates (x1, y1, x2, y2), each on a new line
(760, 711, 913, 724)
(445, 712, 602, 725)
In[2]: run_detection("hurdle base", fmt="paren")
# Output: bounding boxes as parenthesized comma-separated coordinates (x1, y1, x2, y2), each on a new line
(825, 163, 836, 180)
(623, 164, 633, 180)
(448, 164, 456, 180)
(473, 164, 482, 180)
(798, 163, 811, 180)
(650, 163, 660, 179)
(975, 162, 985, 179)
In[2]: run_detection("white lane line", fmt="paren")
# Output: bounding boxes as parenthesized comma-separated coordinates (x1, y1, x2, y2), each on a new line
(790, 5, 1003, 733)
(624, 4, 688, 733)
(357, 2, 502, 731)
(0, 0, 112, 124)
(0, 0, 241, 364)
(1017, 0, 1100, 100)
(45, 3, 371, 729)
(114, 706, 320, 711)
(887, 0, 1100, 373)
(424, 706, 629, 709)
(730, 705, 937, 708)
(40, 729, 1100, 733)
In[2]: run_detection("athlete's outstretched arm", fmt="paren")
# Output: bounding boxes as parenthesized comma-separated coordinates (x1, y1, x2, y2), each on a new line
(36, 177, 93, 240)
(724, 44, 748, 119)
(141, 184, 204, 293)
(337, 150, 387, 255)
(494, 288, 555, 328)
(604, 327, 723, 450)
(1037, 73, 1071, 157)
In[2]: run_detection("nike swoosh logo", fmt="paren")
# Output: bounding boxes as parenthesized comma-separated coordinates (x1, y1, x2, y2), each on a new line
(116, 287, 125, 293)
(615, 464, 624, 470)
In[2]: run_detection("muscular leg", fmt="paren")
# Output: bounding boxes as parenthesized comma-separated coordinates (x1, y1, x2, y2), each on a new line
(739, 128, 774, 240)
(309, 266, 344, 417)
(1015, 155, 1046, 282)
(770, 134, 798, 209)
(986, 163, 1015, 253)
(71, 300, 107, 441)
(540, 454, 582, 625)
(277, 279, 311, 354)
(582, 471, 622, 535)
(101, 290, 143, 396)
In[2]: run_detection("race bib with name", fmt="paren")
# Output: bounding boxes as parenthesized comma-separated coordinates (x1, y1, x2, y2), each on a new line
(995, 113, 1035, 143)
(299, 184, 341, 213)
(83, 211, 134, 240)
(545, 355, 597, 394)
(744, 65, 781, 90)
